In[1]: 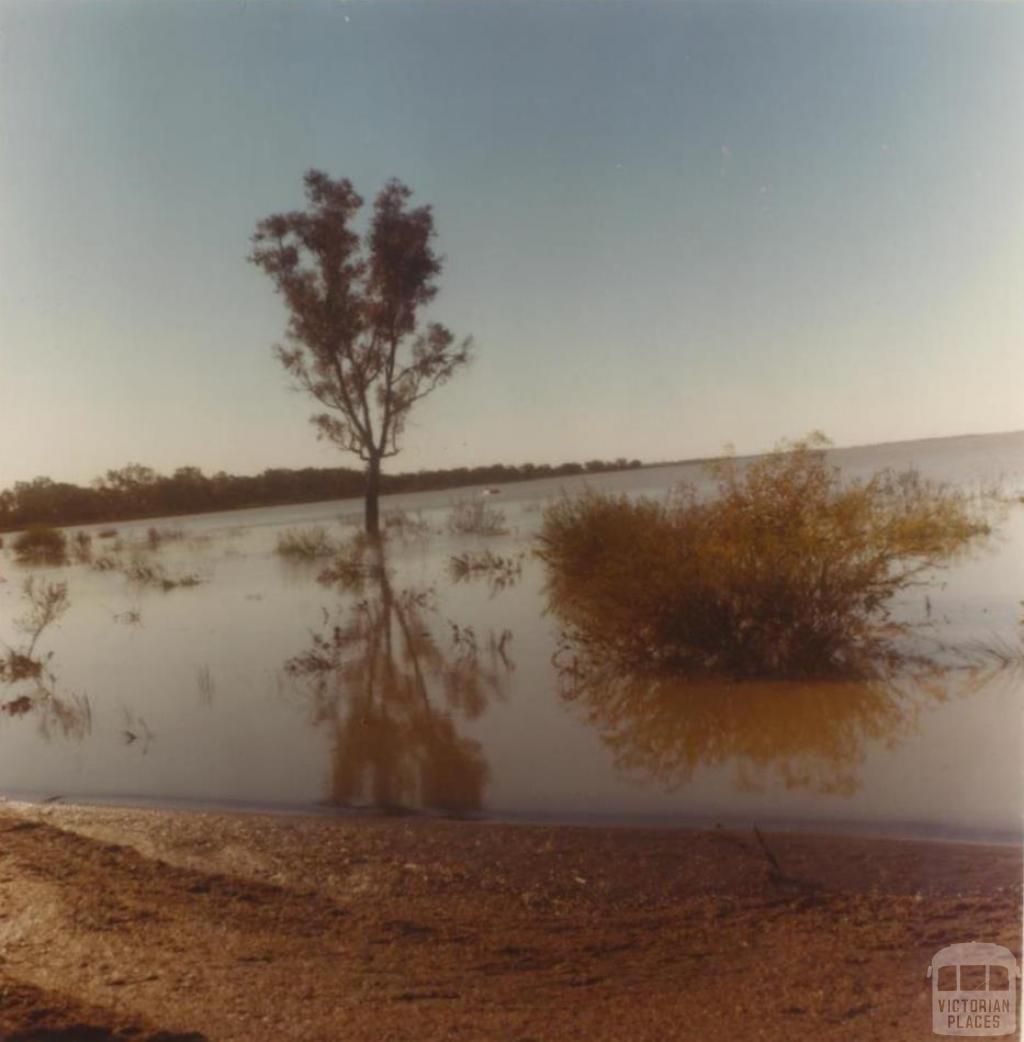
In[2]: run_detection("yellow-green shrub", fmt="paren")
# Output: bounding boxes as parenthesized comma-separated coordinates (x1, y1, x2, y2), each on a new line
(538, 435, 990, 679)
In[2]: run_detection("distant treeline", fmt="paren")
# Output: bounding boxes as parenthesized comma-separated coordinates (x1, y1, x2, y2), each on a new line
(0, 458, 644, 532)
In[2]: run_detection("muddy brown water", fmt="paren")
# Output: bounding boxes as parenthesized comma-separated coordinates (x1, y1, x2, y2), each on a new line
(1, 431, 1022, 840)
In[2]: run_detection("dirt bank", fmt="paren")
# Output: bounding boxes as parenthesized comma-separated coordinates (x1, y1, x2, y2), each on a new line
(0, 800, 1019, 1041)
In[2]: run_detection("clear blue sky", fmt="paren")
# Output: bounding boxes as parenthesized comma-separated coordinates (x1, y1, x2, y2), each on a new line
(1, 0, 1022, 487)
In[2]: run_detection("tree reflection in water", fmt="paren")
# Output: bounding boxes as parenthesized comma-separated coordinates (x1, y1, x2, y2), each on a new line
(556, 652, 1013, 797)
(284, 545, 513, 814)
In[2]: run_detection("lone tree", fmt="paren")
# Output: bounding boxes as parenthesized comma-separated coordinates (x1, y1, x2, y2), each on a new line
(250, 170, 472, 536)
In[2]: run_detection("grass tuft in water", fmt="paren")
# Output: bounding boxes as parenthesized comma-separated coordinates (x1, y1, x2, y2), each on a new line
(275, 526, 340, 559)
(122, 558, 203, 591)
(447, 499, 509, 536)
(146, 525, 185, 551)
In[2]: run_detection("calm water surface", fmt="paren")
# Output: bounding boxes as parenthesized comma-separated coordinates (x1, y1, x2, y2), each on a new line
(2, 432, 1022, 840)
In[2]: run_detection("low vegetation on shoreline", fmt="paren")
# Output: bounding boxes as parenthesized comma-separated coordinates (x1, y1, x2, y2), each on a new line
(0, 457, 645, 533)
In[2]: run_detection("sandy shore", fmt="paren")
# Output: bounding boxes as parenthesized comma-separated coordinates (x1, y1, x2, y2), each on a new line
(0, 800, 1019, 1041)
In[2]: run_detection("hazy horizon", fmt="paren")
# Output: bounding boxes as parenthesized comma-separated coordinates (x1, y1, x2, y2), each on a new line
(4, 424, 1024, 494)
(2, 0, 1022, 489)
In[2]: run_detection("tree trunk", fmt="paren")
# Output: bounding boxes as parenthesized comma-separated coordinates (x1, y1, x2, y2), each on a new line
(365, 456, 381, 538)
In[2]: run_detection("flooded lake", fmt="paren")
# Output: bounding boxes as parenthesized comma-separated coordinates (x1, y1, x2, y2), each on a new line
(2, 431, 1022, 840)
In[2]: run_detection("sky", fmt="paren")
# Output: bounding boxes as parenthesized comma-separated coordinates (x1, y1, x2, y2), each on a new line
(1, 0, 1022, 488)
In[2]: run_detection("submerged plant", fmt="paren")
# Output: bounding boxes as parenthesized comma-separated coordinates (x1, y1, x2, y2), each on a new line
(0, 578, 89, 740)
(121, 707, 155, 752)
(1, 578, 69, 683)
(122, 558, 202, 591)
(448, 550, 524, 594)
(113, 606, 143, 627)
(1, 685, 92, 741)
(12, 577, 69, 663)
(146, 525, 185, 551)
(71, 530, 93, 563)
(196, 664, 215, 707)
(447, 498, 509, 537)
(383, 508, 432, 538)
(316, 533, 381, 592)
(12, 525, 68, 565)
(275, 526, 340, 560)
(539, 434, 993, 680)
